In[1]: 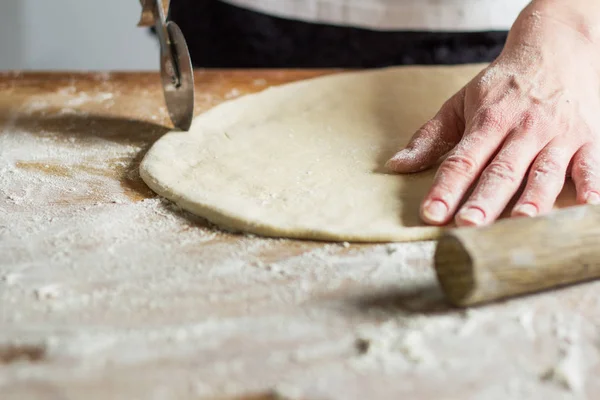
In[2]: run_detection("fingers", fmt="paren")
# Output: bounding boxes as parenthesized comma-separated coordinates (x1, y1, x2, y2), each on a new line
(419, 108, 514, 225)
(454, 122, 553, 227)
(387, 89, 465, 173)
(571, 142, 600, 205)
(511, 140, 574, 218)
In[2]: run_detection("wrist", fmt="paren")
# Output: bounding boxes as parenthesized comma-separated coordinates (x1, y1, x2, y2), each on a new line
(526, 0, 600, 46)
(503, 0, 600, 76)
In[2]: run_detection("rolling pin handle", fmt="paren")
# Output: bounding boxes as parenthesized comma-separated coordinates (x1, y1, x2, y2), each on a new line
(434, 205, 600, 307)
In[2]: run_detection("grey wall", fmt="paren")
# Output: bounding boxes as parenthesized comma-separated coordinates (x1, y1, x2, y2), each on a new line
(0, 0, 158, 70)
(0, 2, 25, 70)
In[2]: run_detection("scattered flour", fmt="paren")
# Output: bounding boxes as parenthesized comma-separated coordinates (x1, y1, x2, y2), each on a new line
(225, 88, 242, 99)
(1, 72, 599, 400)
(34, 285, 62, 301)
(542, 341, 586, 392)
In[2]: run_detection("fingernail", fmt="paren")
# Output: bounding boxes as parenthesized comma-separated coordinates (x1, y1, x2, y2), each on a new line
(387, 148, 410, 163)
(422, 200, 448, 223)
(513, 204, 538, 218)
(457, 207, 485, 226)
(585, 192, 600, 205)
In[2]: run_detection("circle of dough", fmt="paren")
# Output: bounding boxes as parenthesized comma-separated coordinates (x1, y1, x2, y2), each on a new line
(140, 66, 576, 242)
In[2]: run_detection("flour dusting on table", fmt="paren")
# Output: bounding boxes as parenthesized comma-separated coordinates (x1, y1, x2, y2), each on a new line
(1, 72, 600, 400)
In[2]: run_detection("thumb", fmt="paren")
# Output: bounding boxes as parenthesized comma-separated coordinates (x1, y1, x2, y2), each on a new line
(387, 88, 465, 173)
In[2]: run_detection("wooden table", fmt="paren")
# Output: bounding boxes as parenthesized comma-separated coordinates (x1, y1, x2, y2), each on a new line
(1, 70, 599, 400)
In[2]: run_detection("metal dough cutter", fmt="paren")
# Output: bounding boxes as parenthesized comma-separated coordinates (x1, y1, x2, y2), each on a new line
(138, 0, 194, 131)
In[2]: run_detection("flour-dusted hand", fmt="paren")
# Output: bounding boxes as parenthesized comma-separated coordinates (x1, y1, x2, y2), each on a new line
(387, 0, 600, 226)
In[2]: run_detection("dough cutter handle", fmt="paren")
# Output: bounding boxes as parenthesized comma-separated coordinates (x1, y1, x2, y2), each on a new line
(138, 0, 194, 131)
(435, 204, 600, 307)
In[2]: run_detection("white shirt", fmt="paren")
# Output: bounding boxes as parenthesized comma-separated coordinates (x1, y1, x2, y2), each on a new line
(221, 0, 531, 31)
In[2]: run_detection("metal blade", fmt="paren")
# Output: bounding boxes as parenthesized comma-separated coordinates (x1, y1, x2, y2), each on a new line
(160, 22, 195, 131)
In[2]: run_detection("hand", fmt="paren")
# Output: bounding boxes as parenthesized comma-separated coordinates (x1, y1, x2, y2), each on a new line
(387, 1, 600, 227)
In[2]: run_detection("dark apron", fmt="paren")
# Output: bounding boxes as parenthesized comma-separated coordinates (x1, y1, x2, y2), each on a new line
(168, 0, 508, 68)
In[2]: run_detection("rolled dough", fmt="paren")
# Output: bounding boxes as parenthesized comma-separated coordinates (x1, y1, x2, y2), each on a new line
(140, 66, 576, 242)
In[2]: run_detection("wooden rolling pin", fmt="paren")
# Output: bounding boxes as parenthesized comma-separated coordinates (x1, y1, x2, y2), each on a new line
(434, 204, 600, 307)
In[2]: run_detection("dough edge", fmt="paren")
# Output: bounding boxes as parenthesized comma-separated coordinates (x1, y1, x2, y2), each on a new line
(139, 67, 462, 243)
(139, 162, 442, 243)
